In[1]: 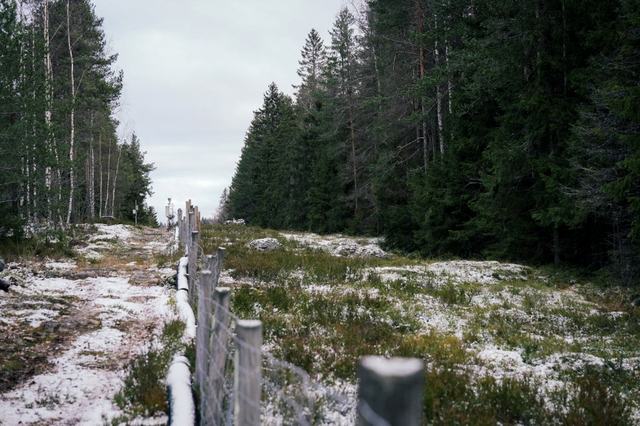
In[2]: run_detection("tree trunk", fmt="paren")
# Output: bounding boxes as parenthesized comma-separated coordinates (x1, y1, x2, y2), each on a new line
(417, 0, 429, 169)
(104, 138, 111, 215)
(111, 143, 122, 217)
(99, 133, 103, 217)
(89, 112, 95, 218)
(348, 89, 358, 215)
(66, 0, 76, 226)
(434, 14, 445, 157)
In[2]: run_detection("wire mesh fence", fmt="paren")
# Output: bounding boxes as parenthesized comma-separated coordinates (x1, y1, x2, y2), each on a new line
(175, 204, 423, 426)
(193, 256, 355, 425)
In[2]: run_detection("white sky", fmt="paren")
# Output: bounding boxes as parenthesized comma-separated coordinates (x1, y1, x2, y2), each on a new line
(91, 0, 346, 221)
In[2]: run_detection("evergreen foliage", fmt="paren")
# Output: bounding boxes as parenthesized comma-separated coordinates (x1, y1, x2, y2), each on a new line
(0, 0, 155, 234)
(227, 0, 640, 284)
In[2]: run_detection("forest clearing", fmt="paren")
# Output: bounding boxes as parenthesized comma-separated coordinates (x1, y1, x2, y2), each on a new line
(1, 0, 640, 423)
(1, 222, 638, 424)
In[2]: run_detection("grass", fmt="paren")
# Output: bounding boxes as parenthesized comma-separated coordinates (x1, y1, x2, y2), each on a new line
(0, 230, 75, 262)
(113, 318, 190, 420)
(194, 223, 640, 424)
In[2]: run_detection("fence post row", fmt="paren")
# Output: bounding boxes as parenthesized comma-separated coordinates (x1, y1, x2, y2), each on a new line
(196, 248, 226, 426)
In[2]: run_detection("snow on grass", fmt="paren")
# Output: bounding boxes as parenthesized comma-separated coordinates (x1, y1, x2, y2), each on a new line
(365, 261, 530, 288)
(88, 224, 134, 242)
(0, 225, 177, 425)
(0, 331, 125, 426)
(280, 232, 386, 258)
(199, 225, 640, 423)
(44, 261, 77, 270)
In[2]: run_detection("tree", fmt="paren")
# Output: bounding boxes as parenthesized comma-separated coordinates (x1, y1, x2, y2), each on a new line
(227, 83, 297, 228)
(294, 29, 327, 114)
(214, 187, 230, 224)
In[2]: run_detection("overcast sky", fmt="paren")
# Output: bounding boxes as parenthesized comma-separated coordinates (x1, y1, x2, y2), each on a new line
(91, 0, 346, 221)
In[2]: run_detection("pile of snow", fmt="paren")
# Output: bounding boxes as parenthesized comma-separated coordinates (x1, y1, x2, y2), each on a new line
(247, 238, 283, 251)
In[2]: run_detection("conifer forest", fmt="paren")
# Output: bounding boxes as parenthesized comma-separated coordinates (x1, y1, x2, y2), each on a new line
(0, 0, 156, 236)
(226, 0, 640, 284)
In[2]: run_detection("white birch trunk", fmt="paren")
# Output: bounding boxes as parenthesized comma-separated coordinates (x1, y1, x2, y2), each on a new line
(65, 0, 76, 226)
(104, 140, 111, 215)
(89, 112, 95, 218)
(99, 133, 103, 217)
(111, 144, 122, 217)
(43, 0, 55, 226)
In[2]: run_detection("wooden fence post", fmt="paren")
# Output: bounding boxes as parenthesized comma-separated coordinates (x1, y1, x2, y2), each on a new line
(188, 230, 199, 307)
(357, 357, 424, 426)
(234, 320, 262, 426)
(208, 287, 231, 426)
(176, 208, 183, 244)
(196, 270, 212, 396)
(213, 248, 225, 290)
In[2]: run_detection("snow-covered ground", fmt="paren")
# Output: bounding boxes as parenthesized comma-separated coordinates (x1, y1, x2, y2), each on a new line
(0, 225, 176, 425)
(272, 229, 640, 423)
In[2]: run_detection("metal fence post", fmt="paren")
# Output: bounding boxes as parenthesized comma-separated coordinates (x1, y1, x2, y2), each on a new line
(357, 356, 424, 426)
(235, 320, 262, 426)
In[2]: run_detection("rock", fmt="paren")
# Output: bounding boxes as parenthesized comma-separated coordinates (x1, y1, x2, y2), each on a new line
(69, 238, 89, 248)
(356, 244, 389, 259)
(247, 238, 283, 251)
(333, 244, 359, 257)
(333, 243, 388, 259)
(0, 279, 9, 292)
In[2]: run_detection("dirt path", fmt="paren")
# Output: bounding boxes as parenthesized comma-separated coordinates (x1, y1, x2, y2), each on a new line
(0, 224, 177, 425)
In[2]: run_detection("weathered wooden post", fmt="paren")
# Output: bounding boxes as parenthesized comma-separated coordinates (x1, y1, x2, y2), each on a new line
(196, 270, 212, 397)
(213, 248, 225, 290)
(357, 357, 424, 426)
(234, 320, 262, 426)
(189, 206, 195, 232)
(176, 208, 183, 245)
(208, 287, 231, 426)
(188, 230, 199, 307)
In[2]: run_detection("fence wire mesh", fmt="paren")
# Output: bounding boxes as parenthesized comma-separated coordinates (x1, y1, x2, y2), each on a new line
(191, 247, 356, 425)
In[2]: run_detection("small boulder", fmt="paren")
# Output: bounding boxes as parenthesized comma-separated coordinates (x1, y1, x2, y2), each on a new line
(356, 244, 389, 259)
(0, 279, 10, 292)
(69, 238, 89, 248)
(333, 244, 359, 257)
(247, 238, 283, 251)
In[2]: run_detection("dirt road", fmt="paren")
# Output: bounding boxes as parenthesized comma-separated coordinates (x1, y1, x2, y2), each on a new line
(0, 224, 177, 425)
